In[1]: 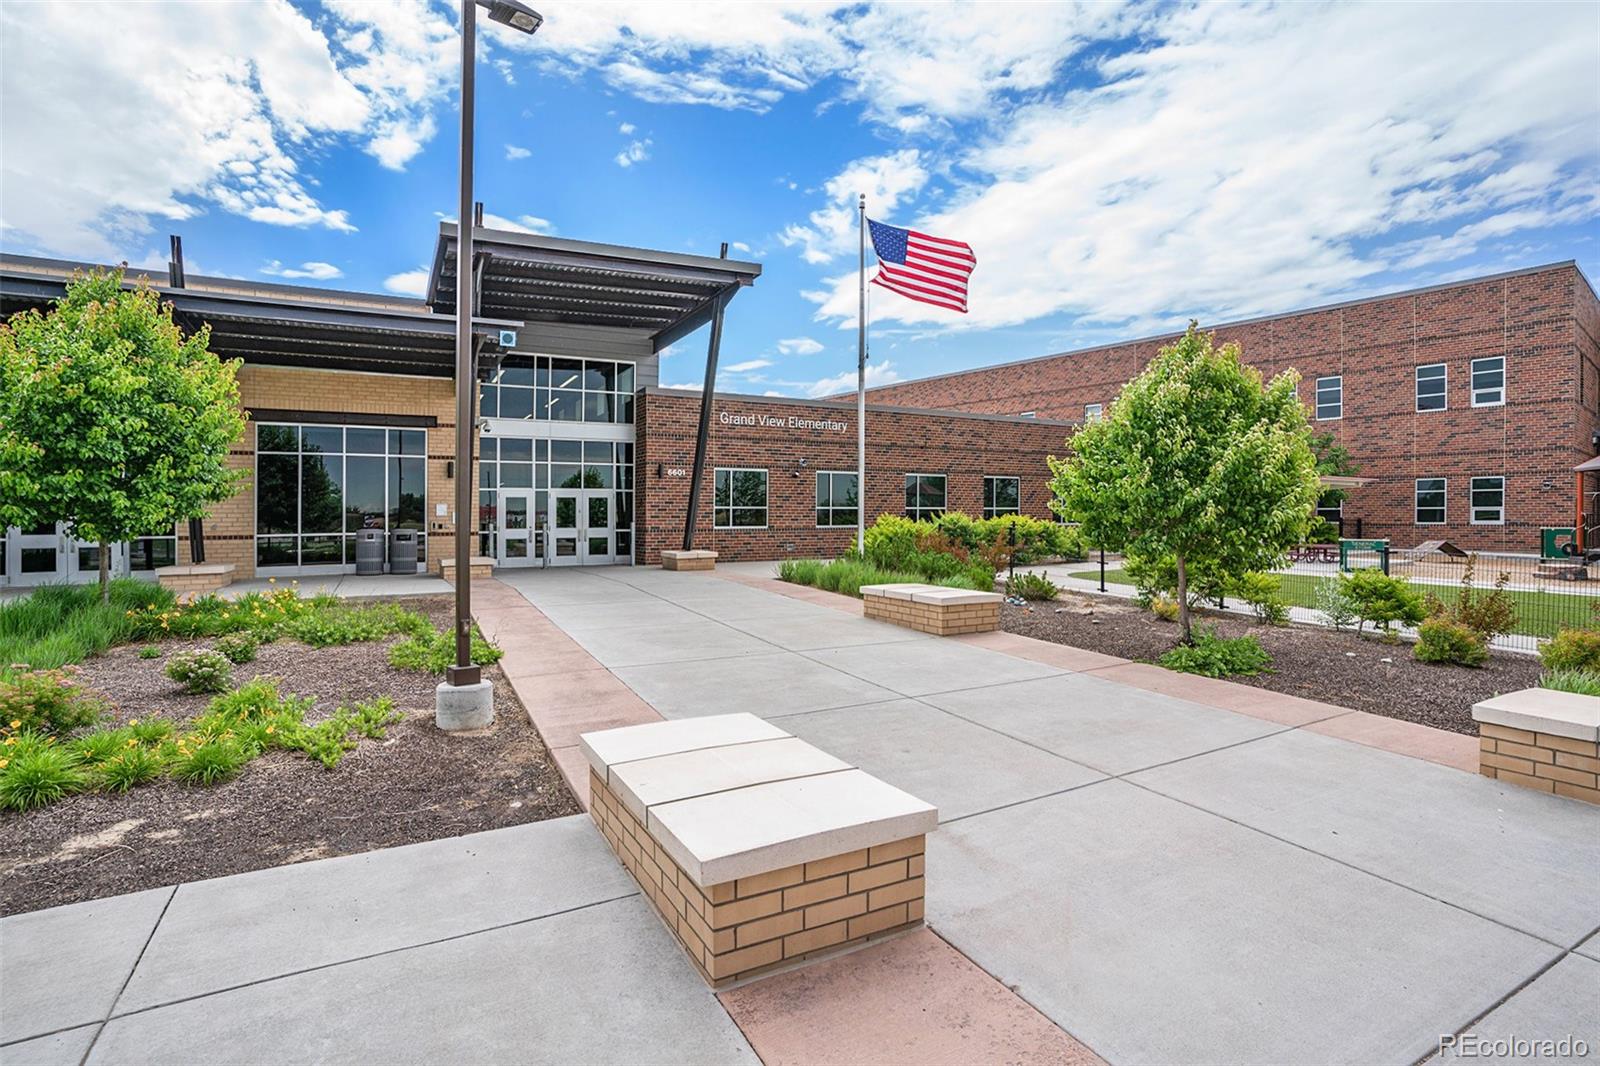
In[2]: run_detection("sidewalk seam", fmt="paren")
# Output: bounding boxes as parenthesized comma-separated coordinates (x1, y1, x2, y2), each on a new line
(76, 884, 177, 1066)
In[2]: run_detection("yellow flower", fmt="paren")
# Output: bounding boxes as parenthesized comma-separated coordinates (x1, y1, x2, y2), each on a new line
(265, 725, 275, 735)
(129, 718, 139, 726)
(0, 758, 8, 769)
(4, 738, 14, 747)
(268, 577, 277, 584)
(8, 720, 18, 729)
(126, 738, 137, 747)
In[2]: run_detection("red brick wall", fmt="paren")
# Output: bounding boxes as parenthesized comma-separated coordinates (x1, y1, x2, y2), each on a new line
(864, 264, 1595, 552)
(635, 391, 1069, 564)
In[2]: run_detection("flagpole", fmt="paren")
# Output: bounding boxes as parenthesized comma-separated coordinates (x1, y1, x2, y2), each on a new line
(856, 192, 867, 556)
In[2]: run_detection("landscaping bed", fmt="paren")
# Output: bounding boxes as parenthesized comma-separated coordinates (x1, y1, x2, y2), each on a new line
(1, 595, 578, 915)
(1001, 593, 1542, 735)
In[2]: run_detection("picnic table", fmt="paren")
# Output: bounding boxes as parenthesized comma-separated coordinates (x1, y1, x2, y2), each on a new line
(1289, 544, 1338, 564)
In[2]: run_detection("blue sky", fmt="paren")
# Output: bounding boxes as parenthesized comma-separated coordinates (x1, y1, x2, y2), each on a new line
(2, 1, 1596, 397)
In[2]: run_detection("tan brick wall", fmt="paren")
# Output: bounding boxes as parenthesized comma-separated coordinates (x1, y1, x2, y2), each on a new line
(661, 552, 716, 571)
(863, 594, 1000, 636)
(1479, 723, 1600, 804)
(589, 769, 924, 987)
(180, 366, 467, 580)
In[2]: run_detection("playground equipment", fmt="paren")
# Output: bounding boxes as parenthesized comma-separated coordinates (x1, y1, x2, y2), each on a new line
(1560, 455, 1600, 567)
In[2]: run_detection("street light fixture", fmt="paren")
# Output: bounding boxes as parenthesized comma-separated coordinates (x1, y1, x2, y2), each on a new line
(438, 0, 542, 732)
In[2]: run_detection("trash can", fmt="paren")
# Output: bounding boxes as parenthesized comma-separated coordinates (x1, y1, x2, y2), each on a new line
(354, 529, 385, 575)
(389, 529, 419, 574)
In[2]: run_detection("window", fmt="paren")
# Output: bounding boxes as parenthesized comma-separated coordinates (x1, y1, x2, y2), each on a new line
(904, 474, 947, 520)
(816, 471, 859, 527)
(1470, 476, 1505, 524)
(255, 423, 427, 568)
(1018, 411, 1037, 419)
(1415, 364, 1447, 412)
(1315, 376, 1343, 420)
(477, 438, 634, 560)
(714, 468, 767, 528)
(983, 476, 1020, 518)
(1315, 493, 1343, 525)
(480, 357, 637, 424)
(1415, 478, 1446, 525)
(1084, 403, 1103, 422)
(1471, 356, 1505, 407)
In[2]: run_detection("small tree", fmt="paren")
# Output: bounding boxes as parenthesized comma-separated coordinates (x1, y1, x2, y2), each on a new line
(1049, 323, 1320, 641)
(0, 270, 247, 600)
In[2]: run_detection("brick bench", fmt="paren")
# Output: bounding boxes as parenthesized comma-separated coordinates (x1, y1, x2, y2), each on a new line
(660, 549, 718, 571)
(581, 713, 937, 988)
(156, 562, 236, 598)
(861, 583, 1002, 636)
(437, 556, 495, 584)
(1473, 688, 1600, 805)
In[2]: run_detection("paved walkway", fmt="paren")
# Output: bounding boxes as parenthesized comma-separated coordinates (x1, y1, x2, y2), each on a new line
(3, 563, 1596, 1065)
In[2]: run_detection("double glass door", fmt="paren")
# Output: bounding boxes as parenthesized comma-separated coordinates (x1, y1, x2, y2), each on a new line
(3, 523, 118, 586)
(496, 489, 612, 566)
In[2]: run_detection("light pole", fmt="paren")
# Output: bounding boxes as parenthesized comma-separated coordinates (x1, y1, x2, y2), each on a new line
(438, 0, 543, 732)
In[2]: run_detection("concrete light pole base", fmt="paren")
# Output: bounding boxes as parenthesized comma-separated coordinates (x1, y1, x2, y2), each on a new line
(436, 680, 494, 731)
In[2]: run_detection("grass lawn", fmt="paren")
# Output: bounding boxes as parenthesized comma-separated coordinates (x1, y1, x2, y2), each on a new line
(1069, 568, 1597, 639)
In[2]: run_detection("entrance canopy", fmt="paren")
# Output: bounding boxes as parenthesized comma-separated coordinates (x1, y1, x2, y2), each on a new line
(1, 255, 521, 379)
(427, 224, 761, 354)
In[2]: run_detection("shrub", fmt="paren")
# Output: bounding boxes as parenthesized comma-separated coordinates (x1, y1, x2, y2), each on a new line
(388, 625, 502, 674)
(1233, 571, 1289, 626)
(138, 645, 162, 660)
(1540, 668, 1600, 698)
(1305, 517, 1341, 544)
(1150, 595, 1180, 622)
(0, 667, 107, 736)
(1341, 569, 1426, 636)
(70, 728, 134, 766)
(204, 677, 312, 723)
(1423, 555, 1517, 643)
(1414, 618, 1488, 667)
(98, 746, 167, 792)
(169, 736, 251, 785)
(777, 556, 991, 599)
(0, 579, 171, 673)
(128, 717, 175, 744)
(1005, 571, 1060, 601)
(1312, 576, 1358, 631)
(0, 744, 90, 810)
(1540, 628, 1600, 673)
(215, 632, 258, 664)
(1158, 628, 1271, 677)
(165, 650, 234, 694)
(1125, 552, 1229, 608)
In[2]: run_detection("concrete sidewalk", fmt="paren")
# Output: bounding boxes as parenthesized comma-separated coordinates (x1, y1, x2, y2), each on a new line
(4, 563, 1596, 1065)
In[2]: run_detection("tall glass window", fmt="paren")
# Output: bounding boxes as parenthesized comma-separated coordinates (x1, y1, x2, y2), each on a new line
(816, 471, 859, 527)
(480, 357, 636, 424)
(1415, 478, 1446, 525)
(983, 476, 1020, 518)
(1470, 476, 1505, 524)
(255, 423, 427, 568)
(714, 468, 768, 528)
(1471, 357, 1505, 407)
(1315, 376, 1343, 420)
(1415, 363, 1447, 412)
(905, 474, 947, 520)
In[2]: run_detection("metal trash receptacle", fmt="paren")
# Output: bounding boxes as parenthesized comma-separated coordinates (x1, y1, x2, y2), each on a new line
(354, 529, 385, 575)
(389, 529, 419, 574)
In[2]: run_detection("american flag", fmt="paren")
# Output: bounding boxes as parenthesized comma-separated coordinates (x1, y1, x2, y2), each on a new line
(867, 219, 975, 313)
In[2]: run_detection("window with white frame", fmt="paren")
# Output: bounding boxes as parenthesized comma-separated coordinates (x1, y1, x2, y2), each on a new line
(1084, 403, 1103, 422)
(904, 473, 946, 520)
(1415, 479, 1446, 525)
(983, 476, 1020, 518)
(714, 468, 767, 528)
(1018, 411, 1037, 418)
(1471, 357, 1505, 407)
(1416, 363, 1447, 412)
(1315, 376, 1343, 420)
(1470, 476, 1505, 524)
(815, 471, 858, 527)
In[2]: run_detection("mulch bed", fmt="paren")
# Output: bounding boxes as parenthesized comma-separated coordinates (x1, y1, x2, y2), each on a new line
(0, 596, 579, 916)
(1002, 593, 1543, 735)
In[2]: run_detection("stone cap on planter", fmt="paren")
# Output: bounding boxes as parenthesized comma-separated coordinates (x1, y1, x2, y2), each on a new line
(860, 582, 1001, 606)
(858, 583, 926, 601)
(581, 713, 937, 887)
(1472, 688, 1600, 742)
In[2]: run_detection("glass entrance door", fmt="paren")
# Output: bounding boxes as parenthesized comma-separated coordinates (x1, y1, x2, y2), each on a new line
(583, 490, 614, 565)
(495, 491, 535, 568)
(550, 490, 581, 566)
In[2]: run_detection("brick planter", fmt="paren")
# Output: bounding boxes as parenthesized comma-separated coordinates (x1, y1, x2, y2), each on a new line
(861, 583, 1002, 636)
(1473, 688, 1600, 805)
(581, 714, 936, 988)
(661, 549, 717, 572)
(437, 556, 495, 584)
(155, 563, 236, 598)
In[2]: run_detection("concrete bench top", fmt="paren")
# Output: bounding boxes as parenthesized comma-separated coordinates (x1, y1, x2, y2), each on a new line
(1472, 687, 1600, 742)
(660, 549, 718, 559)
(580, 713, 937, 886)
(860, 582, 1002, 605)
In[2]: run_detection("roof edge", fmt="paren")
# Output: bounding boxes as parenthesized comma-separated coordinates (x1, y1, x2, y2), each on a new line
(642, 385, 1077, 428)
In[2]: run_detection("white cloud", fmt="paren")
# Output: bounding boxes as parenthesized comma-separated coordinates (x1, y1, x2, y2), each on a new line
(383, 268, 430, 297)
(777, 336, 824, 356)
(262, 260, 343, 280)
(801, 360, 900, 398)
(804, 2, 1600, 332)
(779, 149, 927, 264)
(447, 211, 556, 236)
(725, 358, 773, 373)
(662, 381, 704, 392)
(505, 144, 532, 160)
(618, 121, 636, 135)
(615, 138, 653, 168)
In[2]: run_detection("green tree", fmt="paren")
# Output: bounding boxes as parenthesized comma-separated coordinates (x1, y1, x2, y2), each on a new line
(1048, 323, 1321, 641)
(1310, 429, 1358, 537)
(0, 270, 247, 600)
